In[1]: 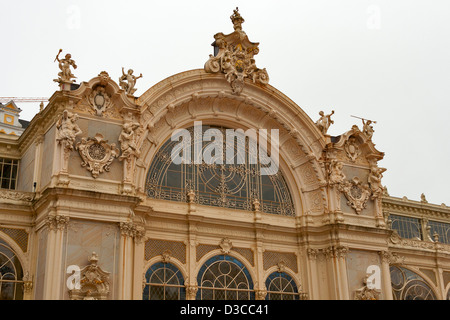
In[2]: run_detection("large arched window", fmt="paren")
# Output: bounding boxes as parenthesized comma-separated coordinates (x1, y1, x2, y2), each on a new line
(197, 255, 254, 300)
(0, 238, 24, 300)
(146, 124, 295, 216)
(143, 262, 185, 300)
(390, 266, 437, 300)
(265, 271, 301, 300)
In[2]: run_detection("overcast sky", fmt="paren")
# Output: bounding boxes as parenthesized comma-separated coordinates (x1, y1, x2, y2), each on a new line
(1, 0, 449, 205)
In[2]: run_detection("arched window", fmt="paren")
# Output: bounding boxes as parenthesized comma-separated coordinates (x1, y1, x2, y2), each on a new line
(197, 255, 254, 300)
(0, 239, 24, 300)
(143, 262, 185, 300)
(146, 125, 295, 216)
(265, 271, 300, 300)
(390, 266, 437, 300)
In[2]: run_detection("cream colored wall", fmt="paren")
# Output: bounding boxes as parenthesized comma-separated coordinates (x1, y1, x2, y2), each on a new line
(61, 219, 121, 300)
(40, 126, 55, 190)
(17, 142, 35, 192)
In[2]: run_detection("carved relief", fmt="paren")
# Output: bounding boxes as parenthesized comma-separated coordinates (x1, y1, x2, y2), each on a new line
(339, 177, 371, 214)
(204, 8, 269, 95)
(87, 85, 113, 116)
(119, 221, 146, 242)
(219, 238, 233, 254)
(76, 133, 119, 178)
(68, 252, 110, 300)
(0, 190, 34, 202)
(354, 276, 380, 300)
(45, 215, 70, 231)
(344, 136, 361, 162)
(328, 160, 346, 186)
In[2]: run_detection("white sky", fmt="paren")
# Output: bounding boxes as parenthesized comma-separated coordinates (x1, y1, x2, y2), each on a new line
(1, 0, 449, 205)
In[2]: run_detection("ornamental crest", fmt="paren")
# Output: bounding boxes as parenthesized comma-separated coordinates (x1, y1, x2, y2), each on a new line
(338, 177, 371, 214)
(87, 85, 113, 116)
(76, 133, 119, 178)
(344, 136, 361, 162)
(68, 252, 110, 300)
(204, 7, 269, 95)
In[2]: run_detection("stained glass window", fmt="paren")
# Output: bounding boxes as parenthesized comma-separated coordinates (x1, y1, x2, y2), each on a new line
(146, 125, 295, 216)
(390, 266, 436, 300)
(265, 271, 300, 300)
(143, 262, 185, 300)
(0, 239, 24, 300)
(197, 255, 254, 300)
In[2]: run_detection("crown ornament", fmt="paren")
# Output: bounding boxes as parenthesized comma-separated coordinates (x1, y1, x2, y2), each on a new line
(204, 7, 269, 95)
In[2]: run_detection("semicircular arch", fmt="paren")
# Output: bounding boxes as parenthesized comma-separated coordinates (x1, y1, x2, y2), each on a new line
(135, 70, 328, 217)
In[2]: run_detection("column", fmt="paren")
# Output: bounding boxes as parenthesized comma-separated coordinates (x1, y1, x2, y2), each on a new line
(378, 251, 393, 300)
(132, 232, 146, 300)
(306, 249, 320, 299)
(42, 215, 69, 299)
(118, 221, 144, 300)
(335, 246, 350, 300)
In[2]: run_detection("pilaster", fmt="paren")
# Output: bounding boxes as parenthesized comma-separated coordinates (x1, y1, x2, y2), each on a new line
(42, 215, 69, 299)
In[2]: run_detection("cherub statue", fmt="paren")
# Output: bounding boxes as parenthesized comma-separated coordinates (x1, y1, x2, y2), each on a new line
(315, 110, 334, 135)
(54, 49, 77, 83)
(119, 68, 143, 95)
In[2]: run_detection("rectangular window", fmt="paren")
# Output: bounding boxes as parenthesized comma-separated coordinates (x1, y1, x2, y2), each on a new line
(0, 158, 19, 190)
(428, 220, 450, 244)
(389, 214, 422, 240)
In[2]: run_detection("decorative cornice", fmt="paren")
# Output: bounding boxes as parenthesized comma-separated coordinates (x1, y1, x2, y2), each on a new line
(382, 195, 450, 220)
(307, 245, 348, 260)
(378, 250, 405, 265)
(0, 190, 34, 203)
(388, 231, 450, 254)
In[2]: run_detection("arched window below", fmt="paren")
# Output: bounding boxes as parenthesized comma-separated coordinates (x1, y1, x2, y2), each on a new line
(265, 271, 301, 300)
(0, 238, 24, 300)
(390, 266, 437, 300)
(197, 255, 254, 300)
(143, 262, 185, 300)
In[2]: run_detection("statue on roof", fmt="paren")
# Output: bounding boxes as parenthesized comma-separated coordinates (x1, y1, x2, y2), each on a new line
(362, 119, 375, 139)
(119, 68, 143, 95)
(53, 49, 77, 84)
(315, 110, 334, 135)
(204, 7, 269, 95)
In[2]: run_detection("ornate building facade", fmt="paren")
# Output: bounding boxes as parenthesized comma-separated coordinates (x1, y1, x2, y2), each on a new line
(0, 9, 449, 300)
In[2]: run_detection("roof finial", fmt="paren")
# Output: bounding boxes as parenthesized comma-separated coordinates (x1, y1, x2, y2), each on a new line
(230, 7, 244, 31)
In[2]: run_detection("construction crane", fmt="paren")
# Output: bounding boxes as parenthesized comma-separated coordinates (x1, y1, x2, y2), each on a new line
(0, 97, 48, 103)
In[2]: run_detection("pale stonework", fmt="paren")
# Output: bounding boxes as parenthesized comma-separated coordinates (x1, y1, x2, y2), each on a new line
(0, 8, 449, 301)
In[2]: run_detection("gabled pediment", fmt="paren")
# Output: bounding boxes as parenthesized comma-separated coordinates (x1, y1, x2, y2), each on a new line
(0, 100, 21, 114)
(329, 125, 384, 165)
(69, 71, 141, 120)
